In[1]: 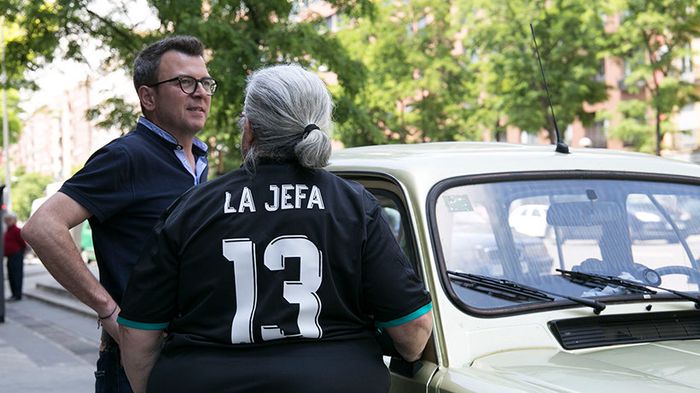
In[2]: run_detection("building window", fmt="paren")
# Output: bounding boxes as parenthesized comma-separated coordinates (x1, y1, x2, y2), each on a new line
(325, 14, 338, 32)
(586, 120, 608, 148)
(680, 43, 694, 82)
(416, 16, 428, 30)
(595, 59, 606, 82)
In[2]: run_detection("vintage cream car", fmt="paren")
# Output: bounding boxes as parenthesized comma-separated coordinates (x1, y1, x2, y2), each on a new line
(328, 142, 700, 393)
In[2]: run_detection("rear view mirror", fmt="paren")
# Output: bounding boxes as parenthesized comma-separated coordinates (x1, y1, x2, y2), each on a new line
(547, 201, 623, 227)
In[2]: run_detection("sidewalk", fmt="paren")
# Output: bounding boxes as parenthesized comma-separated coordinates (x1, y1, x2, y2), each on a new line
(21, 257, 98, 317)
(0, 258, 100, 392)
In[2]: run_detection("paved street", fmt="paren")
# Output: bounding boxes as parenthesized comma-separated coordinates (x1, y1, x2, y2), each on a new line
(1, 260, 100, 393)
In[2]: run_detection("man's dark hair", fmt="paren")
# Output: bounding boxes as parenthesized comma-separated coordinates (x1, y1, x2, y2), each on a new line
(133, 35, 205, 91)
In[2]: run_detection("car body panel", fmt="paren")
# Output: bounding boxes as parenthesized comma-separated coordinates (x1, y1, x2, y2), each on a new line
(329, 142, 700, 184)
(470, 341, 700, 392)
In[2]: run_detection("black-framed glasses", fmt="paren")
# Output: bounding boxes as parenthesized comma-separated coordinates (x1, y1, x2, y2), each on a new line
(147, 75, 218, 96)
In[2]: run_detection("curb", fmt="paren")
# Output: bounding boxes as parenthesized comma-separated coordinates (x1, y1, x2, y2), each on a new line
(23, 287, 96, 319)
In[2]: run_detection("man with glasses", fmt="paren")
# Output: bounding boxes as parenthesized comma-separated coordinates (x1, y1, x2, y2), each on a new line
(22, 35, 215, 393)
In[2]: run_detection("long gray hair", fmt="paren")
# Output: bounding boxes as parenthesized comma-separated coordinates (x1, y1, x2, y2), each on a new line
(241, 64, 333, 170)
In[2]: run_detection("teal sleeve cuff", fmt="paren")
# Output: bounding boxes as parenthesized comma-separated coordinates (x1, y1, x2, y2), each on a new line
(117, 316, 169, 330)
(375, 302, 432, 328)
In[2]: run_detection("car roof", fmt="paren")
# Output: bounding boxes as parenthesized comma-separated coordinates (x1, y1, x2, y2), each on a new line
(327, 142, 700, 186)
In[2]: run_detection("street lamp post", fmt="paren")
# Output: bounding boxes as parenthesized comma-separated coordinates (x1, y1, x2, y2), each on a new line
(1, 16, 9, 210)
(0, 17, 8, 323)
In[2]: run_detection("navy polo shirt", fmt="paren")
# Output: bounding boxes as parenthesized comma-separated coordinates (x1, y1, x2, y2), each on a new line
(60, 123, 208, 303)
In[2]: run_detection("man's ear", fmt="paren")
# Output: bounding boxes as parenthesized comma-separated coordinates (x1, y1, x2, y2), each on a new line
(137, 86, 157, 112)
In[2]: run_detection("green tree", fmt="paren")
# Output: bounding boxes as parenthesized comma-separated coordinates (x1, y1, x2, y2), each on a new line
(1, 20, 24, 145)
(467, 0, 609, 143)
(607, 0, 700, 155)
(10, 168, 53, 221)
(1, 0, 372, 174)
(336, 0, 481, 146)
(602, 100, 658, 153)
(0, 89, 22, 145)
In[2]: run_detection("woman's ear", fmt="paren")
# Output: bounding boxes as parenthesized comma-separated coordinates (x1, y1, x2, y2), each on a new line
(242, 119, 255, 152)
(137, 86, 157, 112)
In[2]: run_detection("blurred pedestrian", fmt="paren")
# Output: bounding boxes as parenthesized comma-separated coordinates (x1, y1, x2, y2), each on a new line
(118, 64, 433, 393)
(22, 35, 215, 393)
(4, 212, 26, 301)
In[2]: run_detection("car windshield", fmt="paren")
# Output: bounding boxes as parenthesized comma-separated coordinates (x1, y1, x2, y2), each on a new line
(434, 178, 700, 312)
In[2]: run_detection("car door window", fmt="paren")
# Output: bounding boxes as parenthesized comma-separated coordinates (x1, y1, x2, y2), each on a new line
(370, 189, 418, 266)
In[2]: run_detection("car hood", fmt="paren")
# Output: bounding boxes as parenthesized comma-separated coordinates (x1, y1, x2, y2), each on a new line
(468, 341, 700, 392)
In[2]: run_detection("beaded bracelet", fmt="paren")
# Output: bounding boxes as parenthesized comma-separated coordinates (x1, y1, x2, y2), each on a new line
(97, 304, 118, 329)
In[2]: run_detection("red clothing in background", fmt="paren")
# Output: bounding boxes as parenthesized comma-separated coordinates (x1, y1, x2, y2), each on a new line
(4, 224, 26, 256)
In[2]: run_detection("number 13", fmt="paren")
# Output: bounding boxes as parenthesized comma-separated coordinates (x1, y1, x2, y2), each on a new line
(222, 235, 323, 344)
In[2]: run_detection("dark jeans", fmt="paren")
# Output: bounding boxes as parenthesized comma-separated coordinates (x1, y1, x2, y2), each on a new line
(95, 331, 133, 393)
(6, 250, 24, 299)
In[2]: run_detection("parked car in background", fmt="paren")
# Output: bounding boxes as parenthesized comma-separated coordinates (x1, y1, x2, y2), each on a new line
(509, 204, 550, 238)
(449, 209, 552, 276)
(509, 197, 700, 244)
(328, 142, 700, 393)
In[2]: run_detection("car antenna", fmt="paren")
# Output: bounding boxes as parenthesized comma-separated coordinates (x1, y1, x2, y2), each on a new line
(530, 23, 569, 154)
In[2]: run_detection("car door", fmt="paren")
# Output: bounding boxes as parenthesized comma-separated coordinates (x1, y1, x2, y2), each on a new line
(336, 174, 439, 392)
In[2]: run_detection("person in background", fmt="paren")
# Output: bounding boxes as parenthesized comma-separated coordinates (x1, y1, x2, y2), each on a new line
(117, 64, 433, 393)
(4, 212, 26, 302)
(21, 35, 215, 393)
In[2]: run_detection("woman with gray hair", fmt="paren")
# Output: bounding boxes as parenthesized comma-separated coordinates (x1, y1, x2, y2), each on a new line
(118, 64, 433, 393)
(240, 63, 333, 170)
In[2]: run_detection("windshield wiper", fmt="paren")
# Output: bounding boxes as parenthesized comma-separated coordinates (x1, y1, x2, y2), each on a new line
(447, 270, 605, 314)
(556, 269, 700, 309)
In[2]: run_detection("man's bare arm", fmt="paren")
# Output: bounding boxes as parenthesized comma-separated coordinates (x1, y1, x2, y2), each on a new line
(119, 326, 163, 393)
(22, 192, 120, 341)
(386, 311, 433, 362)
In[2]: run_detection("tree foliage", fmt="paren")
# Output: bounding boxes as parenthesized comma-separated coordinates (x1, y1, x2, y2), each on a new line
(336, 0, 481, 145)
(0, 89, 22, 144)
(4, 0, 700, 164)
(466, 0, 609, 142)
(601, 100, 657, 153)
(1, 21, 26, 145)
(336, 0, 611, 145)
(10, 168, 53, 220)
(606, 0, 700, 155)
(2, 0, 372, 174)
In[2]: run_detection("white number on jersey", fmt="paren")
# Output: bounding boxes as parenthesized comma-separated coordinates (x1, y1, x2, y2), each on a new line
(223, 236, 323, 344)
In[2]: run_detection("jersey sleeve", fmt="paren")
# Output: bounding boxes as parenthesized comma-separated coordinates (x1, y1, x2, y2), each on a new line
(59, 143, 135, 222)
(360, 191, 432, 328)
(117, 199, 185, 330)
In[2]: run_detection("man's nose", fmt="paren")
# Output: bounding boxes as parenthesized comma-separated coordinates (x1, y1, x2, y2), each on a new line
(191, 81, 209, 97)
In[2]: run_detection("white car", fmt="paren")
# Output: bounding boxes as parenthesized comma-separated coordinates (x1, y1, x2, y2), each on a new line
(509, 204, 550, 237)
(328, 142, 700, 393)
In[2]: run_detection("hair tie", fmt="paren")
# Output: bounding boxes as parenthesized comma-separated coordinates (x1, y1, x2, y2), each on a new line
(302, 123, 320, 139)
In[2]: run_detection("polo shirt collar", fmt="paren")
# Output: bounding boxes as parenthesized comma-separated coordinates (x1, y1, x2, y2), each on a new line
(138, 116, 209, 155)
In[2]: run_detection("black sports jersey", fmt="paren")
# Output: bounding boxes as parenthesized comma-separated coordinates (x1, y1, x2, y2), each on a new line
(118, 159, 431, 391)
